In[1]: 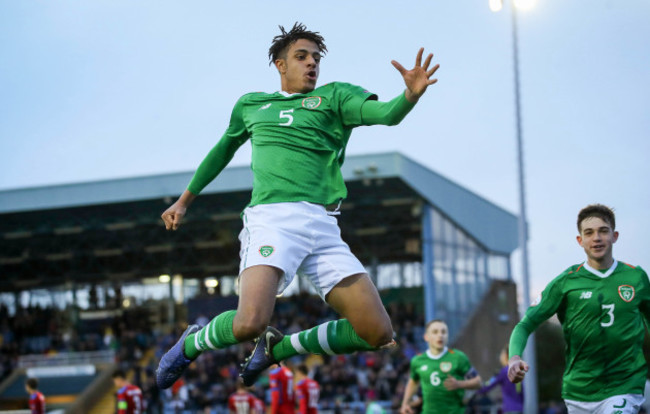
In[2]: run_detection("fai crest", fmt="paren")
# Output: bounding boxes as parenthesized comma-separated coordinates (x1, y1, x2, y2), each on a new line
(440, 362, 452, 373)
(618, 285, 635, 302)
(259, 245, 274, 258)
(302, 96, 322, 109)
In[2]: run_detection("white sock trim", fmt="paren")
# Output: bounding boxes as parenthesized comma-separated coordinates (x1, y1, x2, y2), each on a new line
(204, 324, 216, 350)
(318, 323, 335, 355)
(194, 329, 202, 351)
(290, 333, 308, 354)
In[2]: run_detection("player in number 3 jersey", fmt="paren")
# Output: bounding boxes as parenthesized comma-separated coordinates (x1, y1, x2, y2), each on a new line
(508, 204, 650, 414)
(400, 320, 481, 414)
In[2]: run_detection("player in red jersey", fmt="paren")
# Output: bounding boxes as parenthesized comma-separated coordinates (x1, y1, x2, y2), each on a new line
(25, 378, 45, 414)
(228, 382, 258, 414)
(294, 364, 320, 414)
(269, 364, 295, 414)
(253, 396, 266, 414)
(112, 369, 143, 414)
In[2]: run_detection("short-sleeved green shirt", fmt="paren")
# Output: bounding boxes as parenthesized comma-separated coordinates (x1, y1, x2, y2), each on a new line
(190, 82, 377, 206)
(511, 260, 650, 401)
(409, 348, 474, 414)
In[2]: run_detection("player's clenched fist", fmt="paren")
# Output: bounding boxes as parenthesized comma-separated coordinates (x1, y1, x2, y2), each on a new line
(161, 190, 196, 230)
(161, 203, 186, 230)
(507, 356, 529, 383)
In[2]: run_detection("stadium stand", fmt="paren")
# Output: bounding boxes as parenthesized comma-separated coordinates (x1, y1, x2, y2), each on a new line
(0, 152, 522, 413)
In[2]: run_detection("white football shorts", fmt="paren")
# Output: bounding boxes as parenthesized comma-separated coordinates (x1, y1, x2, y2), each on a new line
(565, 394, 644, 414)
(238, 201, 366, 299)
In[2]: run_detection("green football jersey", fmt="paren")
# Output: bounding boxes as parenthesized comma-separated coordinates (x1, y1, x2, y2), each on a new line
(409, 348, 473, 414)
(217, 82, 377, 206)
(516, 260, 650, 402)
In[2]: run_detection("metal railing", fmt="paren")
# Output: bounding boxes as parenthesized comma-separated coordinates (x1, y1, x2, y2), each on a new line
(17, 349, 115, 368)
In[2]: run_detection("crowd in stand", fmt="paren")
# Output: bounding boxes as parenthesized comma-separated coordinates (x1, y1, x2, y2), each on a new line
(0, 293, 571, 413)
(131, 295, 435, 413)
(0, 300, 156, 383)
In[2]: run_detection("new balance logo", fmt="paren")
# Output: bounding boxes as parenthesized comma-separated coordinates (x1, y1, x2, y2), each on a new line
(259, 103, 272, 111)
(579, 291, 592, 299)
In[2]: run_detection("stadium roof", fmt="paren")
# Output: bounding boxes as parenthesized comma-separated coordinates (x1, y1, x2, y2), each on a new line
(0, 152, 519, 291)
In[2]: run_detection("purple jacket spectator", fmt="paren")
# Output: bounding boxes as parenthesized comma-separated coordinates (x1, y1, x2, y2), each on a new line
(476, 366, 523, 413)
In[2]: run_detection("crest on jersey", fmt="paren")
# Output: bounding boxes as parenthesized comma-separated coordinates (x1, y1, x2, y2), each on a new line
(259, 245, 274, 258)
(618, 285, 635, 302)
(302, 96, 322, 109)
(440, 362, 452, 373)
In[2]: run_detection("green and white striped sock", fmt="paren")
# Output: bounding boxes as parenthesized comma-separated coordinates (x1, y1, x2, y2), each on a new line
(183, 310, 238, 359)
(271, 319, 375, 361)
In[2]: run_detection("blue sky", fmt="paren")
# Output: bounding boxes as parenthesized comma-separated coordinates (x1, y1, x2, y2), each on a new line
(1, 0, 649, 297)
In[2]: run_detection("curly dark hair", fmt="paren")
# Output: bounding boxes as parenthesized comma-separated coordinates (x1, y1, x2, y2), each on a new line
(268, 22, 327, 65)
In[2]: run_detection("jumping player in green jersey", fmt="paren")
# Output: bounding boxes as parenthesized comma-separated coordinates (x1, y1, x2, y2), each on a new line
(508, 204, 650, 413)
(155, 23, 440, 389)
(400, 320, 481, 414)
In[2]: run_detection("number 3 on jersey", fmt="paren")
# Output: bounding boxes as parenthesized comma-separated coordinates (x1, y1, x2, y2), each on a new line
(279, 109, 294, 126)
(601, 304, 615, 327)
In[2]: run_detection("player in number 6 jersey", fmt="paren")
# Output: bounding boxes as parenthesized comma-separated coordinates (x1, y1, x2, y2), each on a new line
(400, 319, 481, 414)
(508, 204, 650, 413)
(156, 22, 440, 390)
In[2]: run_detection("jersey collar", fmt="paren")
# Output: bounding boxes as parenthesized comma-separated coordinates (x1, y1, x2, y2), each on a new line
(278, 90, 301, 97)
(426, 347, 448, 360)
(583, 259, 618, 278)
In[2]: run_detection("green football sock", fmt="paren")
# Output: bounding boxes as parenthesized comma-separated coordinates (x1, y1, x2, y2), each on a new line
(183, 310, 238, 359)
(271, 319, 375, 361)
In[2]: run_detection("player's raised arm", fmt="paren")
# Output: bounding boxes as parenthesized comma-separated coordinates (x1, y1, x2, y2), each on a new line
(399, 377, 419, 414)
(391, 48, 440, 103)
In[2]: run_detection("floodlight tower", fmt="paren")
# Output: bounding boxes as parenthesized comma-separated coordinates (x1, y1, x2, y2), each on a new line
(490, 0, 538, 412)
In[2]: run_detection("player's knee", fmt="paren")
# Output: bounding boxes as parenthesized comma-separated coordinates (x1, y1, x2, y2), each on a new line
(358, 322, 394, 348)
(232, 315, 268, 341)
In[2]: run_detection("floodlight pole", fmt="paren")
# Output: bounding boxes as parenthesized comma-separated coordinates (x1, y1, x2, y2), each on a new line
(510, 2, 538, 413)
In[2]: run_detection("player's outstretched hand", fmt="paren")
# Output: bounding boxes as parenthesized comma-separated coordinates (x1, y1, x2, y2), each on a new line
(161, 201, 187, 231)
(507, 356, 529, 383)
(391, 48, 440, 103)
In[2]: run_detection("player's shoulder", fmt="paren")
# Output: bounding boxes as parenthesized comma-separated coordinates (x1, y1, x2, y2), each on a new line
(544, 263, 585, 286)
(410, 351, 430, 364)
(561, 263, 586, 277)
(448, 348, 469, 359)
(616, 262, 648, 279)
(317, 81, 369, 94)
(617, 261, 645, 272)
(237, 91, 275, 103)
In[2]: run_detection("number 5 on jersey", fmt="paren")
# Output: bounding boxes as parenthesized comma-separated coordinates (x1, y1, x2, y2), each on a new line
(279, 109, 294, 126)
